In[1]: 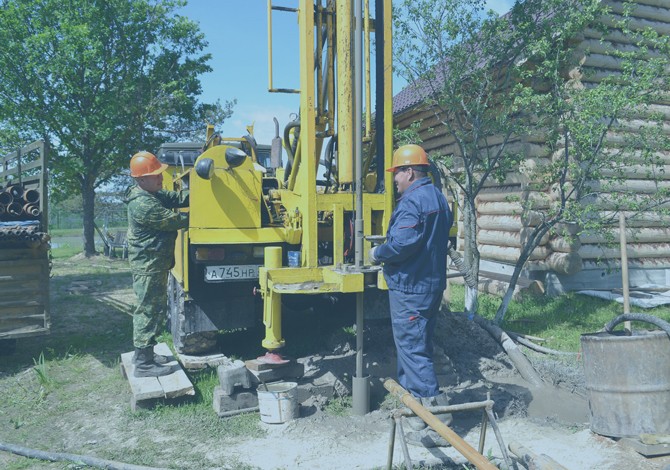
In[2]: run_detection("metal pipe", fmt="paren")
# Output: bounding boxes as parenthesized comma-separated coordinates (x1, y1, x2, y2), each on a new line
(386, 418, 396, 470)
(384, 379, 498, 470)
(24, 188, 40, 204)
(352, 291, 369, 414)
(0, 191, 12, 205)
(364, 0, 371, 140)
(393, 400, 495, 416)
(353, 0, 363, 268)
(7, 202, 22, 216)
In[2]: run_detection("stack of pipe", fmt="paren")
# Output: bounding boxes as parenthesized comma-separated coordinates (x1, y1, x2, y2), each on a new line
(0, 223, 49, 244)
(0, 184, 42, 221)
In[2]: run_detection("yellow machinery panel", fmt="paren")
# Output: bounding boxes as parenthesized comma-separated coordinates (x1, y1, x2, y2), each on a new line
(190, 145, 262, 230)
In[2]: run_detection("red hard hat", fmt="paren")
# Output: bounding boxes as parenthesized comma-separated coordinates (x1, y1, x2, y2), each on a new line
(386, 144, 430, 172)
(130, 151, 167, 177)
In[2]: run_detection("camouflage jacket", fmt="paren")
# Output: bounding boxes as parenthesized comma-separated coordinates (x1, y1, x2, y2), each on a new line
(124, 185, 189, 274)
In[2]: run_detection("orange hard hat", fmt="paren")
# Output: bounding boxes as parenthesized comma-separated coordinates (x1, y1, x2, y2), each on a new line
(130, 151, 167, 177)
(386, 144, 430, 172)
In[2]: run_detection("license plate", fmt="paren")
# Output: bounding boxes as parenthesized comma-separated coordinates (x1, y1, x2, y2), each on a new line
(205, 264, 260, 282)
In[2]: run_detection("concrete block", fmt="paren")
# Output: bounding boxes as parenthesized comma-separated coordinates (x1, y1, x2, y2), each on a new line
(212, 386, 258, 416)
(249, 361, 305, 385)
(216, 360, 252, 395)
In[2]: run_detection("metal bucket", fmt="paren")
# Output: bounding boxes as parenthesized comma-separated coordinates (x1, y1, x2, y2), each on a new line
(580, 329, 670, 438)
(257, 382, 299, 424)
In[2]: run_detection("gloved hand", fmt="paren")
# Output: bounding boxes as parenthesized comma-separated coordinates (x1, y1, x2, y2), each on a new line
(368, 246, 380, 265)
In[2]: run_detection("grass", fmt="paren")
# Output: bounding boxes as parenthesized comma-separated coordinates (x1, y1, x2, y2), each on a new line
(447, 284, 670, 351)
(3, 252, 669, 468)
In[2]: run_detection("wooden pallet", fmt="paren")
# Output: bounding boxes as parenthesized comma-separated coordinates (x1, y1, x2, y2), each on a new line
(120, 342, 195, 411)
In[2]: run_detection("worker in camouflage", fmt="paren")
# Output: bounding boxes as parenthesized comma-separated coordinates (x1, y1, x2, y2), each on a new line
(125, 151, 189, 378)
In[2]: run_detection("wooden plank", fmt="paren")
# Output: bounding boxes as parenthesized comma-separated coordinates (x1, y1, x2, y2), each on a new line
(121, 343, 194, 402)
(154, 343, 194, 398)
(0, 325, 48, 339)
(120, 350, 164, 400)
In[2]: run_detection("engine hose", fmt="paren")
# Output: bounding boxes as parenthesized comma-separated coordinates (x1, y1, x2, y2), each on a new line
(604, 313, 670, 338)
(448, 247, 477, 289)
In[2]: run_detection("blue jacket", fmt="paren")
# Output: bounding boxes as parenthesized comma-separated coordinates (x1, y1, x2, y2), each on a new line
(375, 177, 452, 293)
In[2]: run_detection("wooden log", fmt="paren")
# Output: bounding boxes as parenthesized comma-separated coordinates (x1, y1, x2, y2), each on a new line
(478, 229, 550, 247)
(549, 236, 582, 253)
(579, 242, 670, 260)
(479, 244, 549, 262)
(478, 215, 524, 231)
(527, 252, 583, 275)
(477, 200, 550, 216)
(580, 194, 670, 210)
(599, 165, 670, 179)
(585, 179, 670, 194)
(599, 211, 670, 227)
(580, 227, 670, 244)
(582, 257, 670, 270)
(606, 1, 670, 22)
(600, 13, 670, 36)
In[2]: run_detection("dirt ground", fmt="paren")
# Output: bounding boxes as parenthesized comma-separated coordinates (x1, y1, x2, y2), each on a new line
(1, 255, 669, 470)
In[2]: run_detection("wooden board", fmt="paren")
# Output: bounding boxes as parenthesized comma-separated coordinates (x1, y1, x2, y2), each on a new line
(120, 343, 194, 407)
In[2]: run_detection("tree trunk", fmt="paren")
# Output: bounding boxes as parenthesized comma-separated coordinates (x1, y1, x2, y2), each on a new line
(463, 196, 479, 313)
(82, 182, 97, 257)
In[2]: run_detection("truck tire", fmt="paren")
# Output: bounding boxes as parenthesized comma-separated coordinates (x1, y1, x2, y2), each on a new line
(167, 273, 218, 355)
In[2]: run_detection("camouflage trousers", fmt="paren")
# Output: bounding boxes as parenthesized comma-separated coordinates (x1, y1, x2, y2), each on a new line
(132, 271, 169, 349)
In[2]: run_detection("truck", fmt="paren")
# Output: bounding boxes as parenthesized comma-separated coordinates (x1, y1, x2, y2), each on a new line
(0, 140, 50, 354)
(160, 0, 395, 382)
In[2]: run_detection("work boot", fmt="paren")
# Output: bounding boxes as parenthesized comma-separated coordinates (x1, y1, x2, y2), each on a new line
(421, 393, 453, 427)
(132, 347, 170, 365)
(133, 347, 174, 378)
(406, 428, 451, 448)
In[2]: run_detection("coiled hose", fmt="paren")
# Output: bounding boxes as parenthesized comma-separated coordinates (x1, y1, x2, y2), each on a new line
(448, 246, 477, 289)
(604, 313, 670, 338)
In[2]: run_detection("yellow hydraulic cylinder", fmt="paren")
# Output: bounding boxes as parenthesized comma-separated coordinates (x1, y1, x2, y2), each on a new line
(262, 246, 285, 350)
(336, 0, 353, 184)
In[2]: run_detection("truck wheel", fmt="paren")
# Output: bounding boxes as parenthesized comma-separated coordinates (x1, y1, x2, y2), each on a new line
(167, 274, 218, 355)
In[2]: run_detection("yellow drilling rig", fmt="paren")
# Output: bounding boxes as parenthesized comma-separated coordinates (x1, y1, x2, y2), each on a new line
(161, 0, 394, 412)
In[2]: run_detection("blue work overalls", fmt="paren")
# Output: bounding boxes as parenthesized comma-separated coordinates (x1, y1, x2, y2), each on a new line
(374, 177, 453, 398)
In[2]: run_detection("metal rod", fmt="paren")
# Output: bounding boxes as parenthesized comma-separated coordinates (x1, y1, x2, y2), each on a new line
(364, 0, 371, 140)
(619, 212, 632, 334)
(394, 399, 495, 416)
(396, 415, 413, 470)
(478, 409, 488, 455)
(386, 418, 396, 470)
(486, 407, 514, 470)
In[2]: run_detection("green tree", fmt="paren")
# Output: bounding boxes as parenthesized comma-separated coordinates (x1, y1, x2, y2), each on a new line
(0, 0, 235, 255)
(394, 0, 669, 323)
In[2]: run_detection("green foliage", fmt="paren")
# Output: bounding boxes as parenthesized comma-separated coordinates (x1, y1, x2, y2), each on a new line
(0, 0, 236, 254)
(394, 0, 670, 322)
(448, 284, 670, 351)
(325, 395, 352, 416)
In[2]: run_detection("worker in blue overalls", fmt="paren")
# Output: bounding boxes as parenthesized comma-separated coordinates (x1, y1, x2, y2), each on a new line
(369, 144, 454, 448)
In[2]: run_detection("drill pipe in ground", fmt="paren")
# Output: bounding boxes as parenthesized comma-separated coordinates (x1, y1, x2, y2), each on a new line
(384, 379, 497, 470)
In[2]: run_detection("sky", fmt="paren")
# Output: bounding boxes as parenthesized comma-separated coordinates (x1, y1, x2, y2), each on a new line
(178, 0, 515, 144)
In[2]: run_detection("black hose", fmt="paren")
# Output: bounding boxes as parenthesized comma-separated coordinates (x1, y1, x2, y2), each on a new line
(604, 313, 670, 338)
(0, 441, 168, 470)
(283, 119, 300, 183)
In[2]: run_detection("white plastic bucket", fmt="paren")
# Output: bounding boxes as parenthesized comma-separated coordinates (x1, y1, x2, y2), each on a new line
(257, 382, 299, 424)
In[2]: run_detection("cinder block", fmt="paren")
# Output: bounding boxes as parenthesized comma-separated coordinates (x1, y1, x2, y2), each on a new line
(217, 360, 252, 395)
(212, 386, 258, 416)
(249, 361, 305, 384)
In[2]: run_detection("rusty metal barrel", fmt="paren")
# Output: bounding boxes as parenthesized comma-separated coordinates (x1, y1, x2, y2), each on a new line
(580, 314, 670, 438)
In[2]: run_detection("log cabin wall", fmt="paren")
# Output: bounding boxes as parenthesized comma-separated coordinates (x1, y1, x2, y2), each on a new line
(393, 0, 670, 295)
